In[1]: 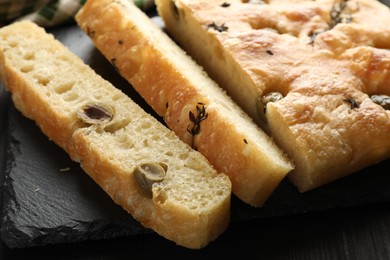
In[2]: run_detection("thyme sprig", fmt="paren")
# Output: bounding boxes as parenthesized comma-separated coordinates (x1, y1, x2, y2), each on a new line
(187, 102, 209, 149)
(308, 0, 352, 44)
(328, 0, 353, 29)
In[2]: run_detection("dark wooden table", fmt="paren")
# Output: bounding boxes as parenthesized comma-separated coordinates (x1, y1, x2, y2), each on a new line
(2, 3, 390, 258)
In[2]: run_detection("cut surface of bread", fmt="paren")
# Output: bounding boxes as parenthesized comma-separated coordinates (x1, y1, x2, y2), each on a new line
(0, 21, 232, 249)
(156, 0, 390, 192)
(75, 0, 294, 207)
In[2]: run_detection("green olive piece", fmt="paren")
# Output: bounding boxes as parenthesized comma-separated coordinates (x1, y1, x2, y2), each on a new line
(371, 94, 390, 110)
(257, 91, 283, 122)
(262, 92, 284, 105)
(134, 162, 167, 198)
(77, 102, 114, 125)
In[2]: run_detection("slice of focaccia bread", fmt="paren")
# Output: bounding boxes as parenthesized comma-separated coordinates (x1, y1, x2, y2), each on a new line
(75, 0, 294, 207)
(156, 0, 390, 192)
(0, 21, 232, 249)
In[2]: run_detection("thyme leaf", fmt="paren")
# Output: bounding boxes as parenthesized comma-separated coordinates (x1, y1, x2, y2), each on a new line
(344, 96, 360, 109)
(207, 22, 229, 32)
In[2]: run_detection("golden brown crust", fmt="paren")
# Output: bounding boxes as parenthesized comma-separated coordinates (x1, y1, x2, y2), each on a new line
(267, 55, 390, 190)
(76, 0, 294, 207)
(156, 0, 390, 192)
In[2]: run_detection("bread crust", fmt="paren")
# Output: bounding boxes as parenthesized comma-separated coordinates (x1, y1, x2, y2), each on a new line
(0, 29, 84, 160)
(156, 0, 390, 191)
(76, 0, 294, 207)
(73, 128, 231, 248)
(0, 21, 231, 249)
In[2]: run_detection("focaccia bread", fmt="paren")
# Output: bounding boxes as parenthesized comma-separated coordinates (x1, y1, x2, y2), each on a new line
(156, 0, 390, 192)
(0, 21, 232, 249)
(75, 0, 294, 207)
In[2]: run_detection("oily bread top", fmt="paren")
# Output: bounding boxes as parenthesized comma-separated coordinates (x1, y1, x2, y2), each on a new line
(158, 0, 390, 121)
(156, 0, 390, 191)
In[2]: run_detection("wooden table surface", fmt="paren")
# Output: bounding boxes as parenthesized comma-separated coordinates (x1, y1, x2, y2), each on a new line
(2, 2, 390, 258)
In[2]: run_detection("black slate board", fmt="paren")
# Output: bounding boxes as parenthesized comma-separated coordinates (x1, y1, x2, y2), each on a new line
(2, 18, 390, 249)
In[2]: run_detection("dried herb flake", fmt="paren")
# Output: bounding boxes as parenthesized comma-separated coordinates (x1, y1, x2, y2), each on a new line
(86, 27, 96, 38)
(344, 96, 360, 109)
(207, 22, 228, 32)
(111, 58, 119, 73)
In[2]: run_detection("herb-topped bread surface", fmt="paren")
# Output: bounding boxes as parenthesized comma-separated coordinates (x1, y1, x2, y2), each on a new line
(156, 0, 390, 191)
(75, 0, 294, 207)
